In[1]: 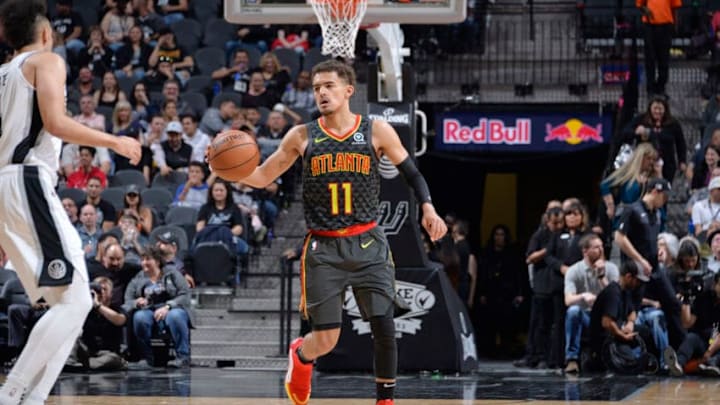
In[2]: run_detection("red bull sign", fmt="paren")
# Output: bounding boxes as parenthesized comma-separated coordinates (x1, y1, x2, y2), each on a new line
(435, 110, 611, 153)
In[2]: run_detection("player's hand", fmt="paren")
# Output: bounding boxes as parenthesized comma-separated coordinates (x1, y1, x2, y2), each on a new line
(114, 136, 142, 165)
(421, 205, 447, 242)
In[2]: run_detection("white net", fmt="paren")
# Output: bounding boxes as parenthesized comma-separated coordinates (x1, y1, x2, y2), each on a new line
(309, 0, 368, 59)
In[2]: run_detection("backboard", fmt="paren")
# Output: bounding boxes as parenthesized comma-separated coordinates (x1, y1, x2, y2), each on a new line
(224, 0, 467, 25)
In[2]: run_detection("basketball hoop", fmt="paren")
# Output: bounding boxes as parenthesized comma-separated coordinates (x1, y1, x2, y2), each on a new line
(309, 0, 368, 59)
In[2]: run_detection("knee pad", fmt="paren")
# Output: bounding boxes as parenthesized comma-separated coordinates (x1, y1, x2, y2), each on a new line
(369, 315, 397, 379)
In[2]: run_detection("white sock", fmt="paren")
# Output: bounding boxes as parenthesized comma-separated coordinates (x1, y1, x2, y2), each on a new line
(5, 273, 91, 402)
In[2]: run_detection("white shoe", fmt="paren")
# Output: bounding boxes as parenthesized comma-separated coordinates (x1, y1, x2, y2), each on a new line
(663, 347, 683, 377)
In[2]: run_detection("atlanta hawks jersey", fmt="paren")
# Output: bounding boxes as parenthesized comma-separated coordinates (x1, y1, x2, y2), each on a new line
(0, 51, 62, 181)
(302, 115, 380, 231)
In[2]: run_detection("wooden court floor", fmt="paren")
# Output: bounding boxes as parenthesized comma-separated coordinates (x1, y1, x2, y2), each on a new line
(5, 367, 720, 404)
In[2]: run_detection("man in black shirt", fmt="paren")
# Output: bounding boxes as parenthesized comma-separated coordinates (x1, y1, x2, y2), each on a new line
(514, 206, 564, 368)
(664, 272, 720, 376)
(50, 0, 84, 57)
(589, 261, 648, 361)
(615, 178, 686, 347)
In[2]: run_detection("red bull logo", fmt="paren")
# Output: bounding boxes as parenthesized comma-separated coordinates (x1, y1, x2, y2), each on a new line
(443, 118, 531, 145)
(545, 119, 603, 145)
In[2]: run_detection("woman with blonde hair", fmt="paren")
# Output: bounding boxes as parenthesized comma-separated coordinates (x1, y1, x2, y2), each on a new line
(254, 52, 291, 96)
(600, 143, 660, 228)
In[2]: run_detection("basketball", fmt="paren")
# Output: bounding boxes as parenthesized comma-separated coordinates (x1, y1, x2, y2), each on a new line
(207, 130, 261, 181)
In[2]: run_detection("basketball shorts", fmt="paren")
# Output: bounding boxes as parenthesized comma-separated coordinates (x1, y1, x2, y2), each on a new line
(302, 226, 396, 329)
(0, 165, 88, 303)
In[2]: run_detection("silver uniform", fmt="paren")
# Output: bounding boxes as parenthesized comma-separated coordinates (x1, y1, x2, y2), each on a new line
(0, 51, 87, 303)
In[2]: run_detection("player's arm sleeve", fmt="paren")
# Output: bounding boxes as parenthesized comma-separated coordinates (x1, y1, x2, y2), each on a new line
(396, 156, 432, 205)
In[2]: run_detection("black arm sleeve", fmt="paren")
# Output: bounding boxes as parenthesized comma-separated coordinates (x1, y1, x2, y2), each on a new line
(396, 156, 432, 204)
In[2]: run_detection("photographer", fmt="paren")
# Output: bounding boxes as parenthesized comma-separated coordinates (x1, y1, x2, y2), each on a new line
(67, 277, 128, 371)
(123, 246, 192, 368)
(664, 272, 720, 376)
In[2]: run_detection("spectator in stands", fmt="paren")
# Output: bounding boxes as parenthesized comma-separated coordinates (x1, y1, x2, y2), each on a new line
(707, 229, 720, 273)
(94, 71, 128, 110)
(281, 70, 316, 117)
(271, 25, 310, 54)
(113, 125, 153, 185)
(691, 177, 720, 242)
(587, 261, 649, 371)
(161, 99, 180, 124)
(256, 110, 291, 159)
(233, 182, 269, 245)
(600, 143, 660, 233)
(78, 25, 114, 77)
(563, 233, 619, 374)
(621, 95, 686, 182)
(122, 184, 154, 235)
(200, 99, 238, 136)
(252, 52, 291, 97)
(658, 231, 680, 272)
(80, 176, 118, 232)
(241, 71, 279, 110)
(152, 120, 193, 174)
(144, 113, 166, 146)
(475, 224, 526, 357)
(87, 233, 121, 278)
(111, 100, 142, 136)
(118, 211, 148, 265)
(690, 144, 720, 191)
(78, 204, 103, 259)
(225, 24, 275, 60)
(73, 93, 108, 133)
(94, 242, 142, 308)
(148, 27, 194, 87)
(687, 166, 720, 217)
(133, 0, 167, 44)
(67, 277, 128, 371)
(638, 0, 680, 97)
(68, 66, 98, 106)
(155, 231, 194, 288)
(196, 180, 250, 258)
(62, 197, 81, 227)
(124, 245, 192, 368)
(100, 0, 135, 51)
(50, 0, 86, 58)
(66, 146, 109, 190)
(181, 113, 211, 162)
(212, 48, 253, 95)
(158, 79, 191, 115)
(153, 0, 189, 25)
(115, 25, 153, 80)
(664, 272, 720, 377)
(142, 55, 177, 92)
(129, 81, 152, 124)
(244, 106, 262, 130)
(173, 161, 209, 209)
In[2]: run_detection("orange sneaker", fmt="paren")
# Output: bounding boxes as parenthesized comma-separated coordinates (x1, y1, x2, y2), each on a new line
(285, 338, 313, 405)
(376, 400, 395, 405)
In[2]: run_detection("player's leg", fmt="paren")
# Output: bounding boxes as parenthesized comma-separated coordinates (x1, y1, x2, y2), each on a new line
(0, 167, 92, 405)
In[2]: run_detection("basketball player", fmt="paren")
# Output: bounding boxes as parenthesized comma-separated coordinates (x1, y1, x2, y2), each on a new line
(0, 2, 141, 404)
(239, 59, 446, 405)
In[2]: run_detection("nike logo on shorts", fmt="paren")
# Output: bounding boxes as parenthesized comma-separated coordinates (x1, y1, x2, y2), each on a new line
(361, 240, 374, 249)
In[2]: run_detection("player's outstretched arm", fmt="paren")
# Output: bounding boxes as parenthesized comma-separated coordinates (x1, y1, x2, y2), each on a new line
(31, 52, 141, 165)
(373, 120, 447, 242)
(242, 124, 305, 189)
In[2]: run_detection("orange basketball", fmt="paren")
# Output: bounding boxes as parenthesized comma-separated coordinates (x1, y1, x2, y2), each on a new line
(207, 130, 260, 181)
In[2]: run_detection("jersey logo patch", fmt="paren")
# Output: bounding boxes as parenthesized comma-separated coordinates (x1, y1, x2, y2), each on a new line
(352, 132, 366, 144)
(47, 259, 68, 280)
(314, 136, 329, 144)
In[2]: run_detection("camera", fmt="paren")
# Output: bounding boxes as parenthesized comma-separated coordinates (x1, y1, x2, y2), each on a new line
(89, 281, 102, 298)
(677, 270, 714, 304)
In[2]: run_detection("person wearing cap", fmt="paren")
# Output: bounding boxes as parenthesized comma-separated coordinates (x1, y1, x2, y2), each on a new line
(121, 184, 154, 235)
(152, 120, 192, 175)
(587, 261, 650, 371)
(691, 176, 720, 242)
(615, 177, 687, 349)
(155, 231, 194, 288)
